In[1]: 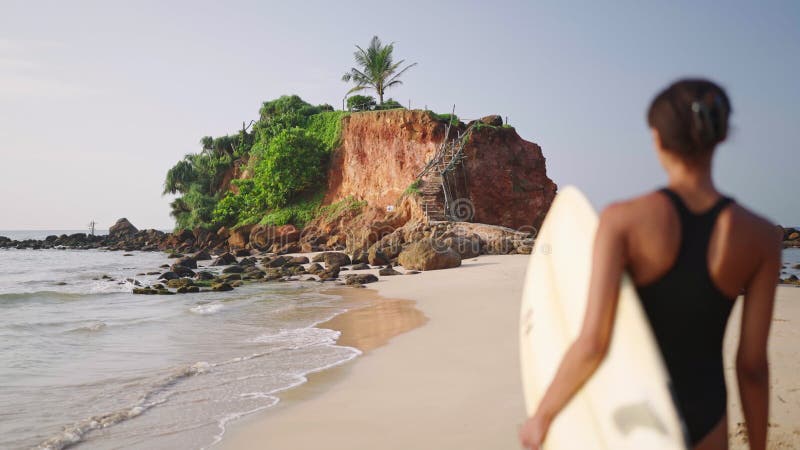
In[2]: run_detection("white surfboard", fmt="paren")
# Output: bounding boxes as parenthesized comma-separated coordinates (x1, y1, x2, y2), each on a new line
(519, 186, 687, 450)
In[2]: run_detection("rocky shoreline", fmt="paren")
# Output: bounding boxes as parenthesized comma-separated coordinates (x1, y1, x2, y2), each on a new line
(4, 220, 797, 293)
(1, 215, 537, 295)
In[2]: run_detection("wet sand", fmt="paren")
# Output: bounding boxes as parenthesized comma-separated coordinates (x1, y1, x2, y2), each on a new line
(224, 255, 800, 449)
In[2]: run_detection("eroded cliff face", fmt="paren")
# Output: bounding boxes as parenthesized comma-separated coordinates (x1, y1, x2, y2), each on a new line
(324, 109, 556, 230)
(324, 110, 446, 207)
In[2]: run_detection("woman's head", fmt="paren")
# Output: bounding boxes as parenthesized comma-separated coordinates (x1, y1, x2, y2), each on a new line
(647, 79, 732, 161)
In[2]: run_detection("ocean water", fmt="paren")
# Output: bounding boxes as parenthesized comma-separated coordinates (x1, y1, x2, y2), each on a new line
(0, 238, 361, 449)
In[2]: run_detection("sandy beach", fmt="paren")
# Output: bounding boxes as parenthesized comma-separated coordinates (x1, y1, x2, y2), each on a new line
(224, 255, 800, 449)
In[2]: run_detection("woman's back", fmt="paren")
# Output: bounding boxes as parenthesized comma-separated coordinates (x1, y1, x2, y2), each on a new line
(520, 79, 780, 450)
(610, 186, 778, 447)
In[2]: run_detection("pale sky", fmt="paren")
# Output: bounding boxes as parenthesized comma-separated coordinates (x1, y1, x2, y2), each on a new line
(1, 0, 798, 230)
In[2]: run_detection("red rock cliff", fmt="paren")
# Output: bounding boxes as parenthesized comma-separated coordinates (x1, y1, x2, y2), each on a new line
(324, 109, 556, 230)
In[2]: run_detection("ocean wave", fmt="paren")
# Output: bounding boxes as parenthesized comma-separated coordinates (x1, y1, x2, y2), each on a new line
(0, 291, 98, 304)
(36, 361, 211, 450)
(67, 321, 107, 333)
(250, 326, 342, 349)
(190, 303, 225, 315)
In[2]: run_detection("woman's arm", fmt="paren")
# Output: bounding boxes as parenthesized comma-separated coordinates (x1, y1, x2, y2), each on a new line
(736, 232, 780, 450)
(520, 205, 628, 449)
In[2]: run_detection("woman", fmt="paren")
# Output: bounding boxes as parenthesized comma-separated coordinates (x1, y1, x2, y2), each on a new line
(519, 79, 780, 450)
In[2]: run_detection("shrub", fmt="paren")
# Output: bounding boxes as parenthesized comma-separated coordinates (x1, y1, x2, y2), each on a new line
(253, 127, 326, 208)
(431, 112, 460, 126)
(377, 98, 404, 110)
(306, 111, 348, 151)
(404, 179, 421, 196)
(347, 95, 376, 111)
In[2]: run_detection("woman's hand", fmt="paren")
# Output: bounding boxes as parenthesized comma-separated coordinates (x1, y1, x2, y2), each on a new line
(519, 412, 552, 449)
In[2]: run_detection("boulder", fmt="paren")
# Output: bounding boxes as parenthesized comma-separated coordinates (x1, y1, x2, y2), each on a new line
(211, 282, 234, 292)
(351, 248, 370, 264)
(166, 278, 193, 288)
(351, 263, 370, 270)
(368, 247, 390, 266)
(318, 265, 341, 280)
(306, 263, 324, 275)
(314, 252, 351, 267)
(266, 256, 289, 268)
(177, 286, 200, 294)
(479, 115, 503, 126)
(211, 252, 237, 266)
(172, 266, 196, 278)
(443, 236, 481, 259)
(286, 256, 310, 266)
(109, 218, 138, 238)
(398, 239, 461, 271)
(193, 249, 212, 261)
(158, 271, 180, 281)
(344, 274, 379, 285)
(228, 225, 255, 249)
(379, 266, 401, 276)
(222, 265, 245, 274)
(195, 271, 215, 280)
(172, 256, 197, 269)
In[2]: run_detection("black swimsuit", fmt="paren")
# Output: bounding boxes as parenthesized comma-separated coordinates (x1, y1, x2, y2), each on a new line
(635, 188, 736, 446)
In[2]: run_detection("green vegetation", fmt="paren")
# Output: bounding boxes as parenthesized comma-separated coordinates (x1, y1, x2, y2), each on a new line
(404, 180, 421, 196)
(260, 192, 325, 227)
(430, 112, 461, 126)
(347, 94, 376, 111)
(342, 36, 417, 105)
(318, 196, 368, 220)
(164, 95, 348, 230)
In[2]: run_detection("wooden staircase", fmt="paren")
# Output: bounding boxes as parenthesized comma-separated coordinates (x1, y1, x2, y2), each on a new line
(417, 117, 475, 222)
(420, 174, 446, 221)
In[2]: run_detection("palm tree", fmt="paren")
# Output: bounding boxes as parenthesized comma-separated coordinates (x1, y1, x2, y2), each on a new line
(342, 36, 416, 105)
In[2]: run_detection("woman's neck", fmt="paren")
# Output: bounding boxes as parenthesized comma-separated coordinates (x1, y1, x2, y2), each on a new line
(665, 159, 721, 209)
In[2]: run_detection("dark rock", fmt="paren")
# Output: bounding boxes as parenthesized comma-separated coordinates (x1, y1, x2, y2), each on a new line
(166, 278, 194, 288)
(172, 266, 196, 278)
(195, 271, 215, 280)
(344, 274, 378, 285)
(306, 263, 324, 275)
(159, 264, 170, 268)
(219, 273, 243, 282)
(313, 252, 351, 267)
(109, 218, 138, 238)
(368, 247, 390, 266)
(146, 271, 160, 275)
(351, 263, 370, 270)
(212, 282, 234, 292)
(172, 256, 197, 269)
(443, 236, 481, 259)
(398, 239, 461, 271)
(177, 286, 200, 294)
(479, 115, 503, 126)
(222, 265, 245, 274)
(167, 253, 184, 259)
(266, 256, 289, 268)
(133, 288, 157, 295)
(158, 271, 180, 281)
(286, 256, 310, 266)
(239, 256, 257, 266)
(379, 266, 401, 276)
(193, 249, 212, 261)
(351, 248, 370, 264)
(234, 249, 251, 257)
(318, 265, 341, 280)
(211, 252, 237, 266)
